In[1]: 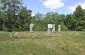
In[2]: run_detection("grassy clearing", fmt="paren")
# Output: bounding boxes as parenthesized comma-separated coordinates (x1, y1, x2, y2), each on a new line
(0, 31, 11, 41)
(0, 31, 85, 55)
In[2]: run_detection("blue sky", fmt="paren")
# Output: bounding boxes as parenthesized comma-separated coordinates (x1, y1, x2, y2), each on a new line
(22, 0, 85, 15)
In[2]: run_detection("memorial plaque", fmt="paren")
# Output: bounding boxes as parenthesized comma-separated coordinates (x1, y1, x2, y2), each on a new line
(48, 24, 53, 36)
(30, 23, 34, 32)
(58, 25, 61, 32)
(14, 32, 19, 37)
(52, 24, 55, 33)
(48, 24, 52, 28)
(48, 28, 51, 36)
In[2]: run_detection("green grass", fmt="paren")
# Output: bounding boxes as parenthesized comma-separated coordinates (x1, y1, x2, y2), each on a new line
(0, 31, 85, 55)
(0, 31, 11, 41)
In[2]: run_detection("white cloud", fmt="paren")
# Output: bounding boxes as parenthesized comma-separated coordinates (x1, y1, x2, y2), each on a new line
(80, 2, 85, 9)
(69, 2, 85, 12)
(43, 0, 64, 10)
(31, 14, 35, 17)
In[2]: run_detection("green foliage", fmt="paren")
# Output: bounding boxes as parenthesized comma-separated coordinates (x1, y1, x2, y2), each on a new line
(64, 14, 75, 30)
(33, 12, 66, 31)
(64, 5, 85, 31)
(0, 2, 85, 31)
(0, 31, 10, 41)
(73, 5, 85, 31)
(61, 22, 69, 31)
(18, 7, 32, 31)
(0, 0, 32, 31)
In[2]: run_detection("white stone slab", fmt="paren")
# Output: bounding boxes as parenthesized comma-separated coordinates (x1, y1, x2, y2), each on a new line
(48, 24, 52, 28)
(52, 24, 55, 33)
(48, 28, 51, 36)
(30, 23, 34, 32)
(58, 25, 61, 32)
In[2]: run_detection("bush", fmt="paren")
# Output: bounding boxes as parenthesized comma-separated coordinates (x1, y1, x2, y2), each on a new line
(61, 23, 69, 31)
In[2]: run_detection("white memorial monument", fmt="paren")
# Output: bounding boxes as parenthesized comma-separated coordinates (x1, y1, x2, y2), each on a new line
(30, 23, 34, 32)
(58, 25, 61, 32)
(14, 32, 19, 37)
(48, 24, 53, 36)
(52, 24, 55, 33)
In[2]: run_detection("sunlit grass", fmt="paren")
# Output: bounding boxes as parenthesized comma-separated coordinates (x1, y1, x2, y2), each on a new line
(0, 31, 85, 55)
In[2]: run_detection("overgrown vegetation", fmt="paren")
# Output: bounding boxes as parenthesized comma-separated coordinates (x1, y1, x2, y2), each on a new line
(0, 31, 85, 55)
(0, 31, 10, 41)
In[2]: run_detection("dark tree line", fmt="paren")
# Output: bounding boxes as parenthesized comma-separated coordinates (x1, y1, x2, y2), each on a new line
(0, 0, 32, 31)
(33, 5, 85, 31)
(64, 5, 85, 31)
(0, 0, 85, 32)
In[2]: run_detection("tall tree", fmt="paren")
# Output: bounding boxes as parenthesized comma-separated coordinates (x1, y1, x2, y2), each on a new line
(18, 7, 32, 31)
(64, 14, 75, 30)
(73, 5, 85, 30)
(0, 0, 7, 30)
(0, 0, 22, 31)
